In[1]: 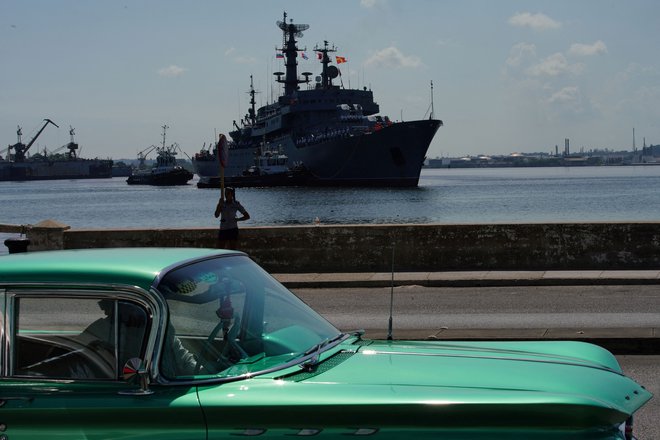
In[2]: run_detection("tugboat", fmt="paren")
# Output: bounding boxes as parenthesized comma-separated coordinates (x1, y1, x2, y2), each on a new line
(193, 12, 442, 188)
(127, 125, 193, 185)
(1, 120, 113, 181)
(197, 145, 310, 188)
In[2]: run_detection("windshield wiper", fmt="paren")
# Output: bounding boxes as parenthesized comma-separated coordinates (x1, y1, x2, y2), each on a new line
(299, 333, 346, 372)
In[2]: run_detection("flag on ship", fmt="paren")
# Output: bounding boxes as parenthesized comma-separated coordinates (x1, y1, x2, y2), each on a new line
(336, 56, 347, 64)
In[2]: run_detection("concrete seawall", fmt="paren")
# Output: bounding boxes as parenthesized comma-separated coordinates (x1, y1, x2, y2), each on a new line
(12, 221, 660, 273)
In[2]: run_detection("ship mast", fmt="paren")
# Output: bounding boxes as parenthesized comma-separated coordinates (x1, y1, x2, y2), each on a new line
(430, 80, 435, 120)
(248, 75, 257, 125)
(313, 40, 339, 90)
(276, 12, 310, 96)
(161, 124, 169, 149)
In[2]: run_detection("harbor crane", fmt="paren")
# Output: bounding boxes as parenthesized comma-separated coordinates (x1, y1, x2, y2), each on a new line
(63, 126, 79, 159)
(8, 119, 59, 162)
(41, 127, 79, 160)
(136, 145, 157, 170)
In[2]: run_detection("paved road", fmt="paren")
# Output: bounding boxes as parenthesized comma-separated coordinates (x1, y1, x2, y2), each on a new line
(292, 285, 658, 438)
(292, 284, 660, 337)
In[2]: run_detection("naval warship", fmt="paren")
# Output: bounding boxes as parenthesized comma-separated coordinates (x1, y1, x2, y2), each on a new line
(1, 119, 112, 181)
(193, 12, 442, 188)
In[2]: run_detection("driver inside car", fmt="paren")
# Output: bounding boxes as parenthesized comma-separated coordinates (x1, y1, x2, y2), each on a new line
(158, 272, 246, 377)
(160, 322, 199, 378)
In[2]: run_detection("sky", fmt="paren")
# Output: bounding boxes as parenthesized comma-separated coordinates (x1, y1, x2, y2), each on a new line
(1, 0, 659, 160)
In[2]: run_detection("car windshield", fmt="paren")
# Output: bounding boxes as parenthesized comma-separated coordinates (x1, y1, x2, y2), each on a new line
(156, 254, 341, 380)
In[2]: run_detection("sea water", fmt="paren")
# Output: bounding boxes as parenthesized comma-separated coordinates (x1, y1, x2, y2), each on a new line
(3, 166, 660, 254)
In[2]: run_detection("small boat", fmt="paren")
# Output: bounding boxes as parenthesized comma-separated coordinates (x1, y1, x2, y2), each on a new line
(127, 125, 193, 186)
(197, 146, 310, 188)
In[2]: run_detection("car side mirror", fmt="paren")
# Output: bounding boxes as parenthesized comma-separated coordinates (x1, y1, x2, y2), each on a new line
(118, 357, 154, 396)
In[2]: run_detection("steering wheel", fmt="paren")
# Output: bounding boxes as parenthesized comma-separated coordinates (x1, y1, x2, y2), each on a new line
(194, 314, 248, 374)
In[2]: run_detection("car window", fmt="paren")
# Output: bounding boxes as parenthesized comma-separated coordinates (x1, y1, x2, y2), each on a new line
(12, 296, 148, 381)
(160, 272, 248, 379)
(157, 255, 339, 380)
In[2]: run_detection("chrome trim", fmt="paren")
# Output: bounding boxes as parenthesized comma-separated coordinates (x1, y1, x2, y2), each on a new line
(237, 428, 266, 436)
(0, 396, 34, 407)
(0, 289, 6, 377)
(146, 287, 168, 381)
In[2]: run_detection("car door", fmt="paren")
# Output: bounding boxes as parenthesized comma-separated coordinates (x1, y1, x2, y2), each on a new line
(0, 290, 206, 440)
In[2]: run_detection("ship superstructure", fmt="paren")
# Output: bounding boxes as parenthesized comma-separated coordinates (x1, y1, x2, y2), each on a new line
(193, 12, 442, 187)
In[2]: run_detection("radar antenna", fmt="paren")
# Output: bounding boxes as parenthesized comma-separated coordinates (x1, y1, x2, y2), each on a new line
(275, 11, 310, 96)
(276, 11, 309, 39)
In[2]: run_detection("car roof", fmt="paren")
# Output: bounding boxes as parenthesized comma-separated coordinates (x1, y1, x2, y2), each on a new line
(0, 248, 237, 290)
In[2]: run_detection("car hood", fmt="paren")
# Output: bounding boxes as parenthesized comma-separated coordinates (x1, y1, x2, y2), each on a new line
(224, 339, 651, 432)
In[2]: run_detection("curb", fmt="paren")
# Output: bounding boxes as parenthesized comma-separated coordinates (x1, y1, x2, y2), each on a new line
(275, 271, 660, 288)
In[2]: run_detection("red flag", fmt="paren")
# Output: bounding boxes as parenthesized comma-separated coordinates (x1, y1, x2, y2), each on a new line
(336, 56, 347, 64)
(217, 134, 228, 168)
(316, 52, 323, 60)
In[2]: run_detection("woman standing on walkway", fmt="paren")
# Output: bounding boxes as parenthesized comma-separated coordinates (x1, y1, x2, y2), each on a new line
(214, 187, 250, 249)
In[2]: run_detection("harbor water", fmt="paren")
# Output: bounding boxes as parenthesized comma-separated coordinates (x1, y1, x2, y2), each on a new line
(3, 166, 660, 255)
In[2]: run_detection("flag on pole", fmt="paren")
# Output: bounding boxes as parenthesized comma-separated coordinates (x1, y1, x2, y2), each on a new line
(316, 52, 323, 60)
(336, 56, 347, 64)
(276, 53, 284, 59)
(301, 51, 309, 60)
(217, 134, 228, 168)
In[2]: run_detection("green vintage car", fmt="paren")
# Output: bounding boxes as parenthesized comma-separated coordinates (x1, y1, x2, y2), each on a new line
(0, 248, 651, 439)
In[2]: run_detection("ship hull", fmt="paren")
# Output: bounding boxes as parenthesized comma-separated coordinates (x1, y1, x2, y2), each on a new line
(0, 160, 113, 181)
(126, 168, 193, 186)
(194, 119, 440, 188)
(198, 170, 311, 188)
